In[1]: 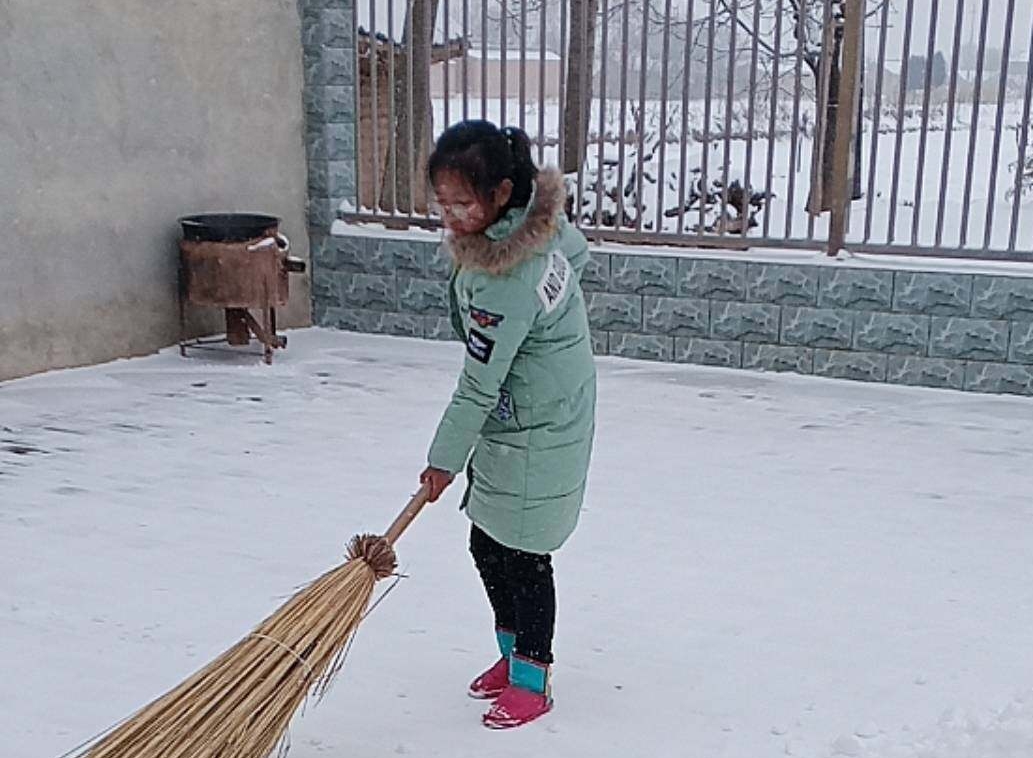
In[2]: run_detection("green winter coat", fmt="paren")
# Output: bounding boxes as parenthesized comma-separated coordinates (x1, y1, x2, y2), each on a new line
(427, 169, 597, 554)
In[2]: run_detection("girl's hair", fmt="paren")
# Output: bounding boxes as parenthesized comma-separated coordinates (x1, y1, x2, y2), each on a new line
(427, 120, 538, 211)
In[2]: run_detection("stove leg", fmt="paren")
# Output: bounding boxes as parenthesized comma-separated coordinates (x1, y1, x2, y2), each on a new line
(178, 262, 188, 358)
(262, 307, 273, 365)
(271, 308, 287, 349)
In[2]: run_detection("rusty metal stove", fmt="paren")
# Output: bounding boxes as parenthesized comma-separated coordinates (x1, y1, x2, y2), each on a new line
(178, 213, 306, 364)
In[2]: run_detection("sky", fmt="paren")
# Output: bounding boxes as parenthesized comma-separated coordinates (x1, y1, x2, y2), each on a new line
(866, 0, 1033, 63)
(358, 0, 1033, 64)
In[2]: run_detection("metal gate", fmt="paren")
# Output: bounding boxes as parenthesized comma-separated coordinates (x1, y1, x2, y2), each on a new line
(345, 0, 1033, 261)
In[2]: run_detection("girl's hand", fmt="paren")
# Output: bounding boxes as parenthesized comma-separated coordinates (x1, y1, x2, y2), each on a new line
(420, 466, 455, 503)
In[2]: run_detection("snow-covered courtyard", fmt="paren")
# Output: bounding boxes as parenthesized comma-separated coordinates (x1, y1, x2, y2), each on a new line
(4, 329, 1033, 758)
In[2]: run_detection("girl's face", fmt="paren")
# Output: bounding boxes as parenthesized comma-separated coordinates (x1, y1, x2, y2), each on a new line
(433, 170, 513, 236)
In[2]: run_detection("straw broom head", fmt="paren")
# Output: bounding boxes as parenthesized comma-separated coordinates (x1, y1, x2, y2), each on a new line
(72, 487, 430, 758)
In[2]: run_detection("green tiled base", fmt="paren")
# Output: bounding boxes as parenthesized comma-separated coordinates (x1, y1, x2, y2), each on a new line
(312, 231, 1033, 397)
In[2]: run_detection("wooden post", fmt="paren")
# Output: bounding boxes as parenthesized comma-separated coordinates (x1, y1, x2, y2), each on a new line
(827, 0, 863, 256)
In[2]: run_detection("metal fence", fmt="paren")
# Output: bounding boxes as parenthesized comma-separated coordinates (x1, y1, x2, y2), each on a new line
(345, 0, 1033, 261)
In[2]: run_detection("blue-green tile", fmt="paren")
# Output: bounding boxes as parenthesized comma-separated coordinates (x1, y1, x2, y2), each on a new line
(309, 85, 355, 124)
(325, 123, 356, 160)
(307, 197, 335, 231)
(1008, 321, 1033, 364)
(813, 350, 888, 383)
(324, 308, 423, 337)
(675, 338, 743, 368)
(929, 317, 1009, 361)
(611, 255, 678, 295)
(965, 362, 1033, 395)
(301, 13, 321, 49)
(581, 253, 611, 292)
(746, 263, 819, 306)
(323, 235, 394, 274)
(818, 268, 894, 310)
(424, 316, 459, 341)
(586, 293, 642, 332)
(971, 276, 1033, 320)
(893, 272, 973, 316)
(309, 233, 330, 265)
(318, 9, 355, 48)
(308, 160, 329, 196)
(306, 125, 328, 161)
(710, 302, 780, 343)
(427, 243, 455, 280)
(381, 240, 431, 277)
(886, 356, 966, 391)
(311, 266, 337, 304)
(303, 85, 325, 123)
(642, 297, 709, 337)
(591, 331, 609, 355)
(398, 277, 449, 316)
(336, 273, 396, 310)
(312, 0, 344, 11)
(319, 47, 355, 86)
(742, 344, 815, 374)
(303, 48, 321, 84)
(853, 312, 930, 356)
(677, 259, 747, 300)
(390, 241, 425, 277)
(327, 160, 356, 196)
(780, 307, 853, 349)
(610, 333, 673, 362)
(313, 300, 331, 326)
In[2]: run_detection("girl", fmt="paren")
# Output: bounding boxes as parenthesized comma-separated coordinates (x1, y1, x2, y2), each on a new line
(418, 120, 597, 729)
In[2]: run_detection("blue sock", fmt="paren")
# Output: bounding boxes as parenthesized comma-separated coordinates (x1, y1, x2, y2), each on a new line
(496, 628, 516, 659)
(510, 655, 550, 695)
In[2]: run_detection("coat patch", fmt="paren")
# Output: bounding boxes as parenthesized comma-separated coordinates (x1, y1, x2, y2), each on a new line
(467, 328, 495, 364)
(493, 388, 514, 421)
(470, 306, 505, 329)
(537, 251, 571, 313)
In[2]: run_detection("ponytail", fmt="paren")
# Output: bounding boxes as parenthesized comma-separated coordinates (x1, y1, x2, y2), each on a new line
(500, 126, 537, 208)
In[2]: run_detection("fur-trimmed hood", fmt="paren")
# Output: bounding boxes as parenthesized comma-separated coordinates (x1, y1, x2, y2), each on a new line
(446, 168, 567, 275)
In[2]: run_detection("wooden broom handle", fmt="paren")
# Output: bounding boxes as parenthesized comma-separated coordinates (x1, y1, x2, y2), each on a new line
(384, 484, 433, 546)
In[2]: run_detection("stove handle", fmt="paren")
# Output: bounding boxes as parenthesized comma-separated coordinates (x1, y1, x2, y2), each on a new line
(275, 233, 291, 254)
(246, 232, 291, 254)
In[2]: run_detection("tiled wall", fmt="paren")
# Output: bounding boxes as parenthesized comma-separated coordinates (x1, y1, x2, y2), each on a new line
(300, 0, 357, 232)
(311, 231, 1033, 396)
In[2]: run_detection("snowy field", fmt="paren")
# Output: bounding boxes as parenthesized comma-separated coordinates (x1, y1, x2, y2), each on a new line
(419, 97, 1033, 253)
(4, 329, 1033, 758)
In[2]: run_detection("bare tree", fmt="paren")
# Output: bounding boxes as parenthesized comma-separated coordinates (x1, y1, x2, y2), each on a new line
(562, 0, 601, 173)
(703, 0, 888, 211)
(383, 0, 441, 213)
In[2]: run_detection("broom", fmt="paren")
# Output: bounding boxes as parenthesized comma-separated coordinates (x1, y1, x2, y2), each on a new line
(70, 485, 432, 758)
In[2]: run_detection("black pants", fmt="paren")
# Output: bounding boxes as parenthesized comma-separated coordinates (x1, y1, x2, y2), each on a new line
(469, 524, 556, 665)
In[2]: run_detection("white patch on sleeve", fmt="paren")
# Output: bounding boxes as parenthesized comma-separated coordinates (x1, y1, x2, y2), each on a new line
(536, 250, 571, 313)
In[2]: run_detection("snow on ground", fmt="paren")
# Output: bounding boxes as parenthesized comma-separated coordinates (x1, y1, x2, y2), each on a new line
(3, 329, 1033, 758)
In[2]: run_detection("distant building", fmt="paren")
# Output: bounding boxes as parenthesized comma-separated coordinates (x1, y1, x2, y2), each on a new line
(431, 45, 563, 99)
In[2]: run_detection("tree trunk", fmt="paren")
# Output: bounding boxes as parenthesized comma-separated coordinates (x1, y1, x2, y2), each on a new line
(853, 35, 863, 199)
(807, 25, 843, 214)
(381, 0, 441, 214)
(806, 3, 863, 213)
(561, 0, 600, 175)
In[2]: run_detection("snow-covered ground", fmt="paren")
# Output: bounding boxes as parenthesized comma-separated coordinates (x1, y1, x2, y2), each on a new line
(4, 329, 1033, 758)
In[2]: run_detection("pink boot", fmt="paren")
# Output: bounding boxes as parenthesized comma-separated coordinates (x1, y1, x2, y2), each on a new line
(468, 628, 515, 699)
(468, 656, 509, 699)
(482, 655, 553, 729)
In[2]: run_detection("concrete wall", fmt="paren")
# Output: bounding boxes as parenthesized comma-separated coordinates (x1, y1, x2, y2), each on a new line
(0, 0, 311, 381)
(312, 229, 1033, 397)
